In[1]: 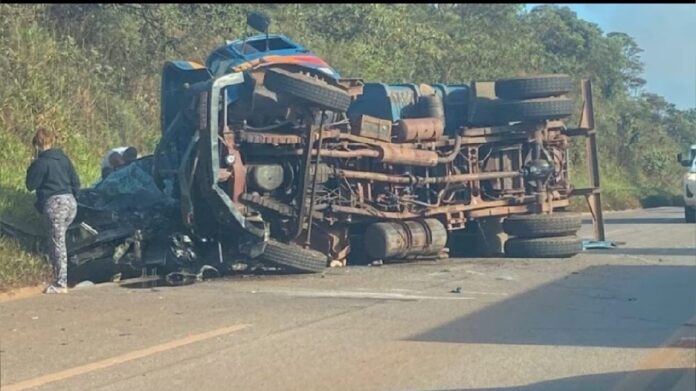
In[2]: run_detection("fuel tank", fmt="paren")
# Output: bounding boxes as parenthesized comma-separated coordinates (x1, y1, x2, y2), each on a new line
(364, 218, 448, 260)
(393, 117, 445, 142)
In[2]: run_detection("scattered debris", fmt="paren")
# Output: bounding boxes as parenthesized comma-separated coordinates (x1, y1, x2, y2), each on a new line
(165, 271, 197, 286)
(73, 281, 95, 289)
(582, 240, 622, 250)
(197, 265, 220, 281)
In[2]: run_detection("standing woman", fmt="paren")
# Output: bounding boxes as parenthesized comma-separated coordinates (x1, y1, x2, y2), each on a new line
(25, 128, 80, 294)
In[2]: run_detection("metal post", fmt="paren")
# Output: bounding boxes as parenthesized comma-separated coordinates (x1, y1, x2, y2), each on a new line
(291, 112, 321, 240)
(304, 111, 327, 248)
(580, 80, 606, 241)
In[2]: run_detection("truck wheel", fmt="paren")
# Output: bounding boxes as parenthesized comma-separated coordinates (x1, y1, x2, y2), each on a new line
(495, 75, 573, 100)
(264, 68, 351, 112)
(503, 212, 582, 238)
(471, 97, 574, 126)
(258, 239, 328, 273)
(505, 235, 582, 258)
(686, 206, 696, 223)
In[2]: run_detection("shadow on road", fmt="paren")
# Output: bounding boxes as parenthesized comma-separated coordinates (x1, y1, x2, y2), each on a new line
(421, 368, 694, 391)
(409, 265, 696, 348)
(581, 217, 685, 225)
(590, 247, 696, 257)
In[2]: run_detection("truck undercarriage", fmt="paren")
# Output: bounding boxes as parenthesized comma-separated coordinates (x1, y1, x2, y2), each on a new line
(53, 13, 605, 281)
(150, 62, 604, 274)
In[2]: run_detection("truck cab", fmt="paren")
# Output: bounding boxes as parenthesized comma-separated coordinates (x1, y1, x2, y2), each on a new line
(205, 34, 341, 80)
(678, 144, 696, 222)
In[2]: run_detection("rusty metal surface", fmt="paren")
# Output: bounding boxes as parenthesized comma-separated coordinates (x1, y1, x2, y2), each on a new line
(296, 224, 350, 264)
(240, 193, 296, 217)
(579, 80, 596, 131)
(335, 169, 521, 185)
(459, 133, 529, 145)
(437, 135, 462, 164)
(467, 199, 570, 219)
(378, 145, 439, 167)
(393, 117, 444, 142)
(239, 131, 302, 144)
(269, 148, 381, 159)
(336, 78, 365, 97)
(461, 122, 539, 137)
(350, 114, 392, 142)
(291, 124, 320, 240)
(328, 197, 569, 221)
(222, 129, 246, 203)
(579, 79, 605, 241)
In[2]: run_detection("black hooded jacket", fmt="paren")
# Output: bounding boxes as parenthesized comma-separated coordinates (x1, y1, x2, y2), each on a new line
(25, 148, 81, 213)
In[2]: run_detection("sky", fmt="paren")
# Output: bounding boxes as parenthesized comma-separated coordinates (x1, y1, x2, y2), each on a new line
(525, 4, 696, 110)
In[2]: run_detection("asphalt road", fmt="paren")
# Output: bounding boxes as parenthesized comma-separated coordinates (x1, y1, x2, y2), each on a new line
(1, 207, 694, 391)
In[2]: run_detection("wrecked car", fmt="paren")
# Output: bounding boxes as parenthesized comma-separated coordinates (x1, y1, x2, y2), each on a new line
(65, 156, 180, 284)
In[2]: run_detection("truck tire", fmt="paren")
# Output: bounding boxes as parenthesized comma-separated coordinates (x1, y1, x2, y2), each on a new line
(686, 206, 696, 223)
(495, 75, 573, 100)
(264, 68, 351, 112)
(471, 97, 574, 126)
(503, 212, 582, 238)
(505, 235, 582, 258)
(258, 239, 328, 273)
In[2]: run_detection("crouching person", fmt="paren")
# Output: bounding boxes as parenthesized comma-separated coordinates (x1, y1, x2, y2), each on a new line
(25, 128, 80, 294)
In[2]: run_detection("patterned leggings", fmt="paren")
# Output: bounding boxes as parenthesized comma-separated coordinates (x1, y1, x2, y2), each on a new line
(44, 194, 77, 287)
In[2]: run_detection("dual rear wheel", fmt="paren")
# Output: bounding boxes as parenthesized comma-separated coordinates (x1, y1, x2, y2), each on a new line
(502, 212, 583, 258)
(470, 75, 575, 126)
(258, 212, 585, 272)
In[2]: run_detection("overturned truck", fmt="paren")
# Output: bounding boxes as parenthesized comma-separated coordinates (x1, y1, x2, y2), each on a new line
(147, 13, 605, 274)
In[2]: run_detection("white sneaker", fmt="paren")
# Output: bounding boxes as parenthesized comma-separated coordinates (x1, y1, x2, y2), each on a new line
(44, 284, 67, 294)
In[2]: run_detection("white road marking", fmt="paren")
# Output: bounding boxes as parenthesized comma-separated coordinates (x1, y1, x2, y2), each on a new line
(3, 324, 250, 391)
(252, 289, 475, 301)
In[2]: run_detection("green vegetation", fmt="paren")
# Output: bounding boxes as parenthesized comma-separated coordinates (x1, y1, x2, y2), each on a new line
(0, 237, 50, 291)
(1, 4, 694, 288)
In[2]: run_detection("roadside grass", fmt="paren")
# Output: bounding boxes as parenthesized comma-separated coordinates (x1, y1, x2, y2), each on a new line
(568, 162, 681, 213)
(0, 17, 150, 290)
(0, 136, 99, 291)
(0, 236, 50, 291)
(0, 145, 51, 291)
